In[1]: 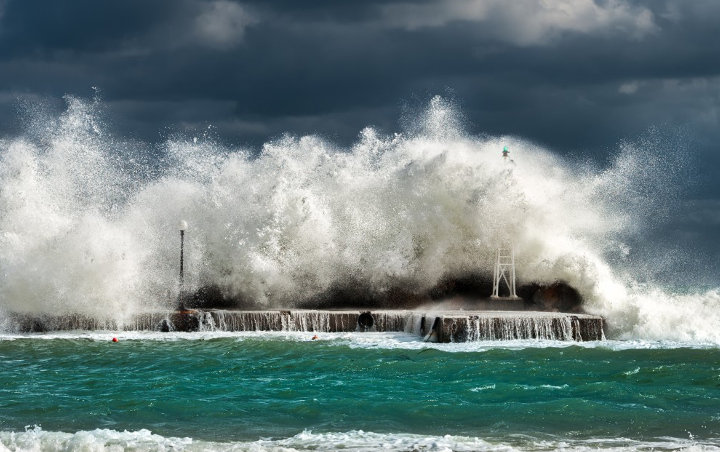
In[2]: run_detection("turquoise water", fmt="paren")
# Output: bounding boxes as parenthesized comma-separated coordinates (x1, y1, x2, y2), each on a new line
(0, 332, 719, 450)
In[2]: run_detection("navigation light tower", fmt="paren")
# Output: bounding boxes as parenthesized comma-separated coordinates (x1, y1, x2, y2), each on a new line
(491, 146, 520, 300)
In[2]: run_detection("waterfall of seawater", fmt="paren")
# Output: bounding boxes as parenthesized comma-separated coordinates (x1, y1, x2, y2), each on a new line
(4, 309, 605, 342)
(456, 315, 605, 341)
(0, 95, 717, 342)
(197, 310, 411, 334)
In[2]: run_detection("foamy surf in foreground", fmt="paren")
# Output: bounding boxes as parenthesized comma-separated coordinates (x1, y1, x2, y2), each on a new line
(1, 334, 717, 449)
(1, 427, 717, 452)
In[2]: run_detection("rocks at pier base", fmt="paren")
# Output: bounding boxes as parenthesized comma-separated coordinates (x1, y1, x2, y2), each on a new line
(5, 309, 604, 341)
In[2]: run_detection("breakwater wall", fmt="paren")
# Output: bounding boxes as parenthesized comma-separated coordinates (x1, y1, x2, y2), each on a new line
(6, 309, 604, 342)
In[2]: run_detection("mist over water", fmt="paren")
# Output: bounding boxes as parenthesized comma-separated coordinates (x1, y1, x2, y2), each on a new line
(0, 95, 717, 342)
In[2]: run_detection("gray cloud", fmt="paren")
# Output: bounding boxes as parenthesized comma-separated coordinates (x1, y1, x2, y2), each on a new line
(0, 0, 717, 161)
(194, 0, 258, 48)
(378, 0, 658, 44)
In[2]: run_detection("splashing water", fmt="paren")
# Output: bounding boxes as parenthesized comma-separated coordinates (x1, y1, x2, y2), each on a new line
(0, 95, 717, 342)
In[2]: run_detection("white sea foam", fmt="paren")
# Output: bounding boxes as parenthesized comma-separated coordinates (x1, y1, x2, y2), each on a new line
(0, 427, 717, 452)
(0, 94, 717, 343)
(470, 384, 496, 391)
(0, 331, 716, 352)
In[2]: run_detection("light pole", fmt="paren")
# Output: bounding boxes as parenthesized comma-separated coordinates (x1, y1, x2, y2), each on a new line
(178, 220, 188, 310)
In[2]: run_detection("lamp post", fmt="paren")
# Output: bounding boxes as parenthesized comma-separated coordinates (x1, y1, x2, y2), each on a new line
(178, 220, 188, 310)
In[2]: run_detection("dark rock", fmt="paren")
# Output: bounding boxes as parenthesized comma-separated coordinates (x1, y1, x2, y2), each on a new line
(179, 274, 584, 313)
(298, 277, 428, 309)
(532, 281, 583, 312)
(185, 284, 261, 310)
(170, 311, 200, 332)
(429, 272, 494, 300)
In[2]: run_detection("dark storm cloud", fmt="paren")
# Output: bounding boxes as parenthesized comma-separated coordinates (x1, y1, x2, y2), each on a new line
(0, 0, 717, 158)
(0, 0, 718, 271)
(0, 0, 180, 56)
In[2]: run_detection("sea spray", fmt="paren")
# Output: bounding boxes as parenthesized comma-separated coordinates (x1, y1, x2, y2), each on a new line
(0, 94, 716, 342)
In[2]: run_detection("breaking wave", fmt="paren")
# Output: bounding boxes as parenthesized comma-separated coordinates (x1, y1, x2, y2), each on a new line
(0, 94, 717, 342)
(1, 427, 716, 452)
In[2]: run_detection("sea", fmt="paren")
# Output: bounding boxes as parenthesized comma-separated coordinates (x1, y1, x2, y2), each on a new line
(1, 96, 719, 450)
(0, 332, 718, 451)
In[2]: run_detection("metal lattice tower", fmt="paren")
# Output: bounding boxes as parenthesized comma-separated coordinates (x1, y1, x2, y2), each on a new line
(491, 246, 518, 299)
(491, 146, 520, 300)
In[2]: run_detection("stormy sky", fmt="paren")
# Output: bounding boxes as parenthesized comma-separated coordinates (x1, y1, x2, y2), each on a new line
(0, 0, 718, 279)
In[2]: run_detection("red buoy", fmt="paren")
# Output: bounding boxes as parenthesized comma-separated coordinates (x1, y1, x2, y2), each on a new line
(112, 337, 118, 342)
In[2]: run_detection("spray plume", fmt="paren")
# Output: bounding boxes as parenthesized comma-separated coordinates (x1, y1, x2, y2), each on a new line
(0, 95, 717, 341)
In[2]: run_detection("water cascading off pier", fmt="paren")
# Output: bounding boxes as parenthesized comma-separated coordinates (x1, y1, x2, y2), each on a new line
(6, 309, 605, 342)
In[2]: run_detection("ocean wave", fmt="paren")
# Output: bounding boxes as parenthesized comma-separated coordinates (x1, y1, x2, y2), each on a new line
(0, 331, 717, 351)
(1, 426, 717, 452)
(0, 94, 716, 344)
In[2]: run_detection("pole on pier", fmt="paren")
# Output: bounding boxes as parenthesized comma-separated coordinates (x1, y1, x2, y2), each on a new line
(178, 220, 187, 310)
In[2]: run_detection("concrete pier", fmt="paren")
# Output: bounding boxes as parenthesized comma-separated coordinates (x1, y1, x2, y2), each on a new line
(416, 311, 605, 342)
(7, 309, 605, 341)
